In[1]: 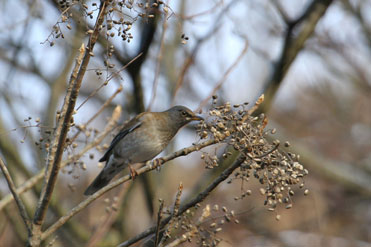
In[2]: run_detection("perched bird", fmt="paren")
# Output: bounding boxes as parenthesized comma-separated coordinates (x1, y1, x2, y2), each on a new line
(84, 106, 203, 195)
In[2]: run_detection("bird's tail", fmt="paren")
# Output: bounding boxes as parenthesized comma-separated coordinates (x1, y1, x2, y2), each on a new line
(84, 170, 111, 196)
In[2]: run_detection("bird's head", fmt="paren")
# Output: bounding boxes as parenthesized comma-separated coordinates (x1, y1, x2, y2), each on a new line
(165, 105, 203, 129)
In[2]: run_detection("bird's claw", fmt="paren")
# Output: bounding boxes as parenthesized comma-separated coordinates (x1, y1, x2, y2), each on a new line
(152, 158, 164, 171)
(129, 165, 138, 180)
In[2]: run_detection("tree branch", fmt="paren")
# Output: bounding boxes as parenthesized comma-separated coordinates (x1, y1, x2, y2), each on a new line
(0, 103, 121, 212)
(40, 138, 219, 241)
(261, 0, 333, 113)
(0, 157, 31, 234)
(118, 155, 246, 247)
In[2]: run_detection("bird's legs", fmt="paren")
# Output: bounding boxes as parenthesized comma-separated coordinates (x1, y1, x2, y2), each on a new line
(152, 158, 165, 171)
(128, 164, 138, 179)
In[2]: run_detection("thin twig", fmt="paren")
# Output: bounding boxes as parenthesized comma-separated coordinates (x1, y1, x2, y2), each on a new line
(86, 182, 128, 247)
(180, 0, 223, 20)
(41, 139, 218, 241)
(172, 0, 237, 102)
(242, 94, 264, 122)
(32, 43, 86, 229)
(0, 105, 122, 212)
(154, 199, 164, 247)
(0, 158, 31, 234)
(158, 183, 183, 246)
(76, 52, 142, 112)
(71, 85, 123, 143)
(118, 156, 246, 247)
(106, 52, 143, 82)
(196, 40, 249, 112)
(30, 3, 110, 242)
(147, 11, 168, 111)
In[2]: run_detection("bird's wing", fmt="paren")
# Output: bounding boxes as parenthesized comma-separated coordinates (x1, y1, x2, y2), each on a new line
(98, 114, 144, 162)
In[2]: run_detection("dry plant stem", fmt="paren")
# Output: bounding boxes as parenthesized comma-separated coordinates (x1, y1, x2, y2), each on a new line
(75, 82, 121, 112)
(197, 40, 249, 112)
(181, 0, 223, 20)
(76, 51, 141, 112)
(0, 104, 121, 212)
(154, 200, 164, 247)
(30, 2, 109, 240)
(164, 227, 197, 247)
(158, 183, 183, 246)
(106, 52, 143, 82)
(172, 0, 236, 101)
(71, 85, 123, 143)
(0, 158, 31, 233)
(147, 11, 168, 111)
(32, 44, 85, 227)
(41, 139, 218, 241)
(243, 94, 265, 121)
(86, 184, 128, 247)
(118, 155, 246, 247)
(163, 205, 210, 247)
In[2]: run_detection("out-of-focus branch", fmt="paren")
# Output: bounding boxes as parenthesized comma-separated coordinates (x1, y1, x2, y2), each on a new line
(118, 155, 246, 247)
(147, 11, 168, 111)
(197, 39, 249, 112)
(172, 0, 237, 101)
(261, 0, 333, 113)
(85, 184, 128, 247)
(270, 120, 371, 195)
(126, 1, 158, 113)
(0, 158, 31, 234)
(71, 85, 123, 143)
(0, 105, 122, 212)
(341, 0, 371, 49)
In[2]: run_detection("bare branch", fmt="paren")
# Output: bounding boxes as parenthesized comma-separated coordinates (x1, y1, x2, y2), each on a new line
(31, 3, 110, 240)
(118, 156, 246, 247)
(32, 43, 86, 229)
(71, 85, 123, 143)
(0, 158, 31, 233)
(154, 199, 164, 247)
(147, 11, 168, 111)
(40, 138, 218, 241)
(0, 104, 122, 212)
(261, 0, 333, 113)
(197, 39, 249, 112)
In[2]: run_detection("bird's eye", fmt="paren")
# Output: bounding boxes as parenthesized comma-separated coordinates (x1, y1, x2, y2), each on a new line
(181, 111, 187, 116)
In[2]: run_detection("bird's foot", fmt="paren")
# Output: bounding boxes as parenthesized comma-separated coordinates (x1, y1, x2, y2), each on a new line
(129, 165, 138, 180)
(153, 158, 165, 171)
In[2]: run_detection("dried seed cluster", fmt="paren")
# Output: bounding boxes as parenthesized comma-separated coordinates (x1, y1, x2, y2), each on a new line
(197, 96, 309, 211)
(46, 1, 174, 86)
(162, 204, 239, 246)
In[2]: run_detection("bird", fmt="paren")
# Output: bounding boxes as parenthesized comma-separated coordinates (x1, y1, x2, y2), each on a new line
(84, 105, 203, 195)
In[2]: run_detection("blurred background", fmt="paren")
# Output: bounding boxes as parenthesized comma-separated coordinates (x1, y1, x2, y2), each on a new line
(0, 0, 370, 246)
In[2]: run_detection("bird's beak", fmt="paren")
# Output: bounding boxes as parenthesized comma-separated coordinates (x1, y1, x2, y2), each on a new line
(188, 115, 204, 121)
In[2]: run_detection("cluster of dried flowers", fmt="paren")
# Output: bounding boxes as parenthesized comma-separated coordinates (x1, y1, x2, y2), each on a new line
(50, 0, 169, 46)
(197, 96, 309, 214)
(154, 97, 309, 246)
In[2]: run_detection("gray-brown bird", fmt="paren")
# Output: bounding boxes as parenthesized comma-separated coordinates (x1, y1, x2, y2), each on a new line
(84, 106, 203, 195)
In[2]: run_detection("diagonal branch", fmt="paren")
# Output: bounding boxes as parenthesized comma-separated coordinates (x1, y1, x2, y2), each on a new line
(118, 155, 247, 247)
(32, 1, 110, 229)
(261, 0, 333, 113)
(0, 157, 31, 234)
(197, 39, 249, 112)
(40, 138, 218, 241)
(0, 102, 121, 212)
